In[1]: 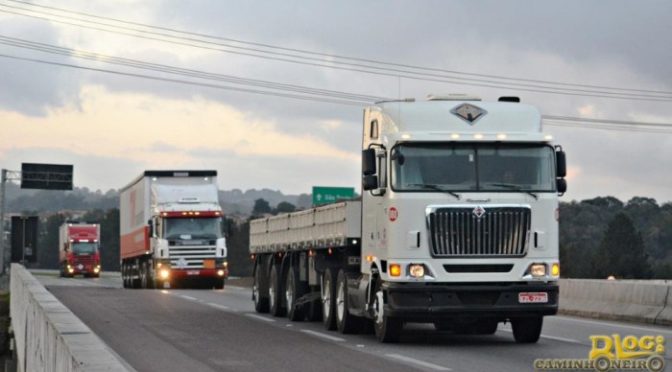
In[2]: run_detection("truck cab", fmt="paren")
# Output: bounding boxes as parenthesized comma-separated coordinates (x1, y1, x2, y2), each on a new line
(360, 95, 566, 341)
(59, 223, 102, 278)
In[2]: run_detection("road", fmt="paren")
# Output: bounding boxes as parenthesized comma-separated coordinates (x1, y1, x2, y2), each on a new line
(34, 272, 672, 372)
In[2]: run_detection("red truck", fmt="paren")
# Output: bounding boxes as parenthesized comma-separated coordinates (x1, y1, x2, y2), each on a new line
(59, 222, 101, 278)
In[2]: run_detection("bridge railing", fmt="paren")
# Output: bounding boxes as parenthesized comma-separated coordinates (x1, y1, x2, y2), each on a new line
(9, 264, 130, 372)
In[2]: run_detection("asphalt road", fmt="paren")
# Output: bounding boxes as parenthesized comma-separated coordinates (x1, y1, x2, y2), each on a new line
(34, 272, 672, 372)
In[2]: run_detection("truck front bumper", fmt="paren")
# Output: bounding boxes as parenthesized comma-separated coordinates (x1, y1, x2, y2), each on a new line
(383, 281, 558, 320)
(168, 268, 229, 280)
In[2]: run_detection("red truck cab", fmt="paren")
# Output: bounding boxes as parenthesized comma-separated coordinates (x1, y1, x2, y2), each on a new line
(59, 223, 101, 278)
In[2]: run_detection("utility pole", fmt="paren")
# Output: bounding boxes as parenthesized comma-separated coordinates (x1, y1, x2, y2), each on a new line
(0, 169, 7, 275)
(0, 169, 22, 275)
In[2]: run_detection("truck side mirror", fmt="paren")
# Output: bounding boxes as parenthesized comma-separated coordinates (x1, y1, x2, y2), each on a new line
(556, 150, 566, 178)
(147, 219, 154, 238)
(362, 149, 376, 176)
(363, 175, 378, 191)
(556, 178, 567, 194)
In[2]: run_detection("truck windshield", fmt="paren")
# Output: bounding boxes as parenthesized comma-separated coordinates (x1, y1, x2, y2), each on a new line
(164, 217, 223, 240)
(391, 143, 555, 192)
(72, 243, 97, 255)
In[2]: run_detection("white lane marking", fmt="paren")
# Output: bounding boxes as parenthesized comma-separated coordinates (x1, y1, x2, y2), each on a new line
(161, 290, 171, 294)
(498, 328, 580, 344)
(179, 295, 197, 301)
(245, 313, 276, 322)
(356, 344, 365, 348)
(226, 285, 247, 291)
(207, 303, 229, 310)
(555, 316, 672, 335)
(300, 330, 345, 342)
(285, 324, 293, 327)
(385, 354, 452, 371)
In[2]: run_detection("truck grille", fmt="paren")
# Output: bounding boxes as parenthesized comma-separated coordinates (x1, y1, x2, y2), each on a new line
(168, 246, 217, 268)
(427, 206, 531, 257)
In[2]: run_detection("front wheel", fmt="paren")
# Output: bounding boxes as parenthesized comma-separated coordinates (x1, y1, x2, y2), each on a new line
(511, 317, 543, 343)
(372, 279, 402, 343)
(213, 278, 225, 290)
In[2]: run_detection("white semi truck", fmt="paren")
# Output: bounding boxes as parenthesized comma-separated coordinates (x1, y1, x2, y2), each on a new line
(249, 95, 567, 343)
(120, 170, 228, 289)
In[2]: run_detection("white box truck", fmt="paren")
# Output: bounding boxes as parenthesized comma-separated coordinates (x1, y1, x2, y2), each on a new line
(249, 95, 567, 343)
(120, 170, 228, 289)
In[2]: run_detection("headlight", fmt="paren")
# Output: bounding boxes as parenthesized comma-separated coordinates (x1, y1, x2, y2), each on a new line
(159, 269, 170, 279)
(409, 264, 425, 278)
(217, 269, 225, 277)
(530, 263, 546, 277)
(93, 267, 100, 273)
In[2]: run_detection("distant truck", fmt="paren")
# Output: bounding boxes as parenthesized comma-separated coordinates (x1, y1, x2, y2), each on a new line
(59, 222, 101, 278)
(120, 170, 228, 289)
(250, 95, 567, 343)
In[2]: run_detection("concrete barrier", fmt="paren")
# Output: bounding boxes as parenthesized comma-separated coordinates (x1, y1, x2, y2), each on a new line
(10, 264, 131, 372)
(559, 278, 672, 326)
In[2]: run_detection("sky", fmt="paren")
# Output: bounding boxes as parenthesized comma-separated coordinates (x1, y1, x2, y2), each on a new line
(0, 0, 671, 202)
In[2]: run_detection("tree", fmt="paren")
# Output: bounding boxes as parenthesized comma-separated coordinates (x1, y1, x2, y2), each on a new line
(252, 198, 271, 216)
(274, 201, 296, 214)
(593, 213, 651, 279)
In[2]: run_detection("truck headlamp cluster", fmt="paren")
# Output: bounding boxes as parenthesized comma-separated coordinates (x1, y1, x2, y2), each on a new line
(93, 265, 100, 274)
(389, 264, 402, 277)
(409, 264, 425, 278)
(217, 269, 226, 277)
(159, 269, 170, 280)
(529, 263, 547, 277)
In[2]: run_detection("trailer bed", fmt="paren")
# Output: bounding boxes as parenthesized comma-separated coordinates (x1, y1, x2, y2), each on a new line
(249, 201, 361, 254)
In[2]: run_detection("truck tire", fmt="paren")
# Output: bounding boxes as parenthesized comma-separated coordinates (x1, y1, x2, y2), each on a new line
(213, 278, 225, 290)
(253, 259, 270, 313)
(140, 262, 150, 289)
(336, 269, 362, 334)
(286, 265, 307, 321)
(511, 317, 543, 343)
(268, 261, 286, 317)
(321, 268, 337, 330)
(372, 279, 402, 343)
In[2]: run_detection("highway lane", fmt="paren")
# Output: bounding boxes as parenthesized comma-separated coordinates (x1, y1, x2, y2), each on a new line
(33, 272, 672, 372)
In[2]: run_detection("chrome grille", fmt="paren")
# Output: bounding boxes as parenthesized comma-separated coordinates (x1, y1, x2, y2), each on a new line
(168, 246, 217, 268)
(427, 206, 531, 257)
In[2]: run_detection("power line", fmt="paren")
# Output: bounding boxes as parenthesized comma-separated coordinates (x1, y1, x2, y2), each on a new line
(542, 115, 672, 128)
(0, 35, 389, 102)
(0, 53, 370, 106)
(5, 0, 672, 97)
(1, 3, 671, 102)
(544, 122, 672, 134)
(2, 40, 670, 134)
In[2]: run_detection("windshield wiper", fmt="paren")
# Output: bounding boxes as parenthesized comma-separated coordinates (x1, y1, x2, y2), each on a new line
(487, 183, 538, 200)
(407, 183, 461, 200)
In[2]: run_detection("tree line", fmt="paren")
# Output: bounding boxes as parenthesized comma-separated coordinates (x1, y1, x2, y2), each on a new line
(17, 196, 672, 279)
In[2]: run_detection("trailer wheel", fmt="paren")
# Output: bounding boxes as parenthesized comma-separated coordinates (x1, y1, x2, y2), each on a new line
(511, 317, 543, 343)
(286, 265, 306, 321)
(321, 268, 337, 330)
(268, 261, 286, 317)
(253, 258, 270, 313)
(140, 262, 149, 289)
(372, 278, 402, 343)
(336, 269, 362, 334)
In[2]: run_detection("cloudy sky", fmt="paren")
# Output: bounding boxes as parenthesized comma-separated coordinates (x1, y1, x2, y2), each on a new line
(0, 0, 671, 202)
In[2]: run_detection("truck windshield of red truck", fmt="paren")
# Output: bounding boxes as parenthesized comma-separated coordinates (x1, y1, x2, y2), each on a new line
(72, 242, 98, 255)
(391, 143, 555, 192)
(163, 217, 223, 240)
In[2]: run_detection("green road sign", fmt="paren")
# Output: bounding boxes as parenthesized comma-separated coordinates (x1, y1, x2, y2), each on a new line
(312, 186, 355, 206)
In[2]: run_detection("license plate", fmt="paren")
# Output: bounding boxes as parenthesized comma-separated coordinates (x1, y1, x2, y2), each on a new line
(187, 270, 200, 276)
(518, 292, 548, 303)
